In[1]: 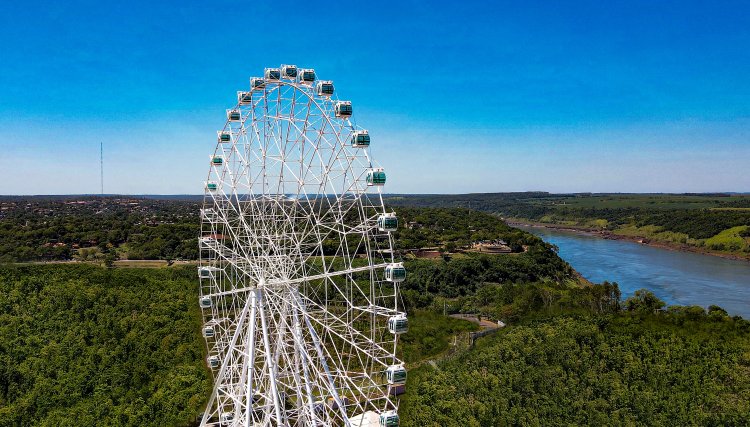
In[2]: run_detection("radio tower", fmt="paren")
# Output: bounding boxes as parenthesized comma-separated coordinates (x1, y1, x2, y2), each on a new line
(100, 142, 104, 196)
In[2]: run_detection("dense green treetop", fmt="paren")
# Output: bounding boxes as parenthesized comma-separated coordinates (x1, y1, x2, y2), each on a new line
(400, 311, 750, 426)
(0, 265, 209, 427)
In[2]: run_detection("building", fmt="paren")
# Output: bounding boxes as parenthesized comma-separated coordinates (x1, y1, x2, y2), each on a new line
(471, 239, 512, 253)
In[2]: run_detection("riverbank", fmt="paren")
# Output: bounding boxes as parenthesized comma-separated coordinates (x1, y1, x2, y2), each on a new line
(507, 219, 750, 263)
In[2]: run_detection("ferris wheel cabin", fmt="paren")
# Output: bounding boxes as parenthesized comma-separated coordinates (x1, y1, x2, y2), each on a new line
(238, 91, 252, 105)
(202, 325, 215, 338)
(316, 80, 334, 97)
(367, 168, 387, 186)
(299, 68, 316, 84)
(377, 213, 398, 232)
(351, 130, 370, 148)
(388, 314, 408, 334)
(219, 413, 234, 426)
(207, 355, 220, 369)
(264, 68, 281, 81)
(379, 411, 400, 427)
(217, 131, 231, 143)
(281, 64, 298, 79)
(227, 109, 241, 122)
(251, 77, 265, 89)
(198, 266, 221, 279)
(386, 365, 407, 385)
(205, 181, 218, 192)
(199, 296, 213, 309)
(385, 263, 406, 282)
(210, 156, 224, 167)
(334, 101, 352, 118)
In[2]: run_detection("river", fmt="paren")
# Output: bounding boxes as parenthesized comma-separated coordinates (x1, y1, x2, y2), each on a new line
(517, 225, 750, 318)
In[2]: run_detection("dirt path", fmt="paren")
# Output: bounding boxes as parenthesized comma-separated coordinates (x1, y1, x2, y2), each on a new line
(449, 313, 501, 330)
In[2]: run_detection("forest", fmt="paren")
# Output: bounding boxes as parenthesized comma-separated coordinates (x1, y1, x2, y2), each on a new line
(400, 310, 750, 426)
(0, 198, 545, 263)
(0, 265, 209, 427)
(0, 197, 199, 263)
(2, 198, 750, 425)
(3, 263, 749, 425)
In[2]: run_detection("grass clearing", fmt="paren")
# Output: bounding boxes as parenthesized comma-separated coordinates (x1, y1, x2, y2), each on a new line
(704, 225, 750, 252)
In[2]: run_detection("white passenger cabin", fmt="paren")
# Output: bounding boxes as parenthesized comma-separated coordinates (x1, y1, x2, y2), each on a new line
(379, 411, 400, 427)
(316, 80, 334, 96)
(388, 314, 408, 334)
(281, 64, 298, 79)
(207, 355, 219, 369)
(198, 266, 221, 279)
(377, 213, 398, 232)
(299, 68, 316, 84)
(385, 263, 406, 282)
(386, 364, 407, 385)
(351, 130, 370, 148)
(334, 100, 352, 118)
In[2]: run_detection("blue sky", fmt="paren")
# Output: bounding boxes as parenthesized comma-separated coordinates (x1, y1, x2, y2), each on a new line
(1, 0, 748, 194)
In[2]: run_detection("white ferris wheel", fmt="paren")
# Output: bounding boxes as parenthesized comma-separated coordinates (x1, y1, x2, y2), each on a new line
(198, 64, 406, 427)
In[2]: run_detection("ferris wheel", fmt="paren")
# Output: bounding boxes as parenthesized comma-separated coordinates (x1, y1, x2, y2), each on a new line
(198, 65, 406, 427)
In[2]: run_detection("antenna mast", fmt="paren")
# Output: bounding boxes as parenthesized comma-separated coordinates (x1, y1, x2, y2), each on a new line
(100, 142, 104, 196)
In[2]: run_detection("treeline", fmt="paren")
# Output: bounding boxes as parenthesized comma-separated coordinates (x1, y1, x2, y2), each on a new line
(0, 265, 209, 426)
(3, 194, 748, 262)
(387, 193, 750, 252)
(542, 206, 750, 240)
(0, 198, 544, 262)
(0, 198, 199, 262)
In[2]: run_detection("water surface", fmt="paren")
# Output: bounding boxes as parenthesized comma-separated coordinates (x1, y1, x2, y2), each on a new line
(518, 225, 750, 318)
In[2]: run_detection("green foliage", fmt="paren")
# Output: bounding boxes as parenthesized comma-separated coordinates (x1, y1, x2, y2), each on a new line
(0, 264, 210, 426)
(624, 289, 666, 313)
(2, 197, 749, 426)
(393, 207, 535, 251)
(0, 199, 536, 262)
(401, 247, 575, 312)
(400, 313, 750, 426)
(704, 225, 750, 252)
(0, 197, 198, 262)
(399, 311, 479, 364)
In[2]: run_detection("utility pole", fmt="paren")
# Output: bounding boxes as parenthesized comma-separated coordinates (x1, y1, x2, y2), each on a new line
(100, 142, 104, 196)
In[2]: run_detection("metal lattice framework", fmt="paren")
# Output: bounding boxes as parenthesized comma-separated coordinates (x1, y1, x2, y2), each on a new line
(198, 65, 406, 427)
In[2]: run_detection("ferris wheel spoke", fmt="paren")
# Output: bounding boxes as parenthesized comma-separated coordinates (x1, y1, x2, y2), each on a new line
(200, 289, 255, 426)
(295, 293, 396, 364)
(299, 305, 396, 416)
(256, 288, 285, 424)
(242, 290, 258, 427)
(202, 262, 390, 300)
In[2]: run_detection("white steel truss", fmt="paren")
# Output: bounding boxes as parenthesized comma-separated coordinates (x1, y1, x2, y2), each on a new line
(199, 66, 405, 427)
